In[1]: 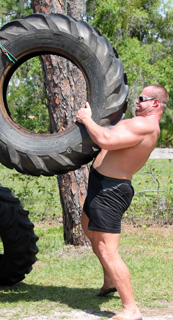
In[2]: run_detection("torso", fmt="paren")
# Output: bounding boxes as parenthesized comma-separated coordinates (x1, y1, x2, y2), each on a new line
(93, 119, 160, 180)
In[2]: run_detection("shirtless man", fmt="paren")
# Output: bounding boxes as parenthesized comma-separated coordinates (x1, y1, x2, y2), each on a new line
(76, 84, 169, 320)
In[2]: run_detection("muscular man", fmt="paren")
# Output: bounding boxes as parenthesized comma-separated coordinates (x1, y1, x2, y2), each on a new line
(76, 84, 169, 320)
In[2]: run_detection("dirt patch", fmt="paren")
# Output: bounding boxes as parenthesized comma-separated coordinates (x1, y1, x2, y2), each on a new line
(0, 306, 172, 320)
(121, 224, 173, 234)
(141, 301, 173, 317)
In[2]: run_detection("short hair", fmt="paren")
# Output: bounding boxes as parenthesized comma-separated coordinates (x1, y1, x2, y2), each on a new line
(144, 84, 169, 105)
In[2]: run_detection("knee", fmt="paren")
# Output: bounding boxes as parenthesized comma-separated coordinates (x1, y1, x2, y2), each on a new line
(97, 241, 111, 263)
(96, 240, 119, 266)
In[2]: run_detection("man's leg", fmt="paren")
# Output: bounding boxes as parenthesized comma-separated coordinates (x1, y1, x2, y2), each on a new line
(91, 230, 141, 320)
(82, 211, 115, 292)
(82, 211, 141, 318)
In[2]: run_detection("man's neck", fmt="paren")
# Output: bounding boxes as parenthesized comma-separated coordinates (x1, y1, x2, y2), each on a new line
(137, 111, 162, 122)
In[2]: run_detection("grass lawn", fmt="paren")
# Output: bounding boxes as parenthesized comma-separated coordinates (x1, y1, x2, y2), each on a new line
(0, 224, 172, 319)
(0, 159, 172, 318)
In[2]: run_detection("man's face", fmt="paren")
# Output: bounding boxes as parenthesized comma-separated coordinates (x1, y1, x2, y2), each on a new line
(135, 88, 155, 116)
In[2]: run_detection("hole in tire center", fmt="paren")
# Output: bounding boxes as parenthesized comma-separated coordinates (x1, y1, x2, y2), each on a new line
(6, 54, 87, 134)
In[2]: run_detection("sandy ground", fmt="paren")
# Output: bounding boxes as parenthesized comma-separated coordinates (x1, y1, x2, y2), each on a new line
(9, 312, 173, 320)
(11, 312, 173, 320)
(0, 305, 172, 320)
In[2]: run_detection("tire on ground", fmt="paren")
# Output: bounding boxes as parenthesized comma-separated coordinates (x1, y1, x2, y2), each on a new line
(0, 13, 128, 176)
(0, 185, 39, 285)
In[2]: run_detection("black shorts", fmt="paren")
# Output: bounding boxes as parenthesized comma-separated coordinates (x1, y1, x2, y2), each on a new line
(83, 166, 134, 233)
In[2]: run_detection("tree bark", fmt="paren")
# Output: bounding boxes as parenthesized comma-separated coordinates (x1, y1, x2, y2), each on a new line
(32, 0, 90, 245)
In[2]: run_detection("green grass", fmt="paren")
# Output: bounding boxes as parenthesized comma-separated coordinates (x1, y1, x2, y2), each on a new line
(0, 164, 62, 221)
(126, 159, 173, 224)
(0, 224, 172, 319)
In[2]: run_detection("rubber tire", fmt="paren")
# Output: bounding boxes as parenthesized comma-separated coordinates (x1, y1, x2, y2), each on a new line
(0, 13, 128, 176)
(0, 185, 39, 285)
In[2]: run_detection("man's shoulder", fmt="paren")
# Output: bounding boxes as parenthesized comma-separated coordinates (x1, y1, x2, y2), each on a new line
(122, 116, 155, 134)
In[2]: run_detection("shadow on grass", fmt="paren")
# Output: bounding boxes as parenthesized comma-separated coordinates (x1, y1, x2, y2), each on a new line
(0, 283, 120, 318)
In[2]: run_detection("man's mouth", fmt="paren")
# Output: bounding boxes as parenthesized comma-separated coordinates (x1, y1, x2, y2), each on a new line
(135, 106, 140, 113)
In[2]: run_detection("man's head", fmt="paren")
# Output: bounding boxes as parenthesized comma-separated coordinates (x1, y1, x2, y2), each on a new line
(136, 84, 169, 117)
(143, 85, 169, 106)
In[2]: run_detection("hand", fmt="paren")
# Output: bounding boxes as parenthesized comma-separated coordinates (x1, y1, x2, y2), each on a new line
(76, 102, 92, 124)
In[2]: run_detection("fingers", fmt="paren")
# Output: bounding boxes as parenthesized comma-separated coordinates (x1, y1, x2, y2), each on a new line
(85, 102, 92, 117)
(85, 101, 90, 108)
(76, 102, 92, 123)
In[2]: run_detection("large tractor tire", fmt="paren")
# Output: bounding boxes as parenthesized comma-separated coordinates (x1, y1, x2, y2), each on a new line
(0, 185, 39, 285)
(0, 13, 128, 176)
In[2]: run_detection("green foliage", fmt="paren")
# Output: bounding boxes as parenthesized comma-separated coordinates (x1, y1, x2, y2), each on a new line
(0, 164, 62, 221)
(86, 0, 170, 43)
(7, 57, 50, 133)
(87, 0, 122, 42)
(155, 0, 173, 44)
(159, 120, 173, 147)
(0, 0, 32, 27)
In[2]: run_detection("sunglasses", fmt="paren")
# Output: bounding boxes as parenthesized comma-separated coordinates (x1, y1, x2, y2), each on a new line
(138, 96, 155, 102)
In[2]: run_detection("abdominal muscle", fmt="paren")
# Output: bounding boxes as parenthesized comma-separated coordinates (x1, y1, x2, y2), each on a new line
(92, 146, 154, 181)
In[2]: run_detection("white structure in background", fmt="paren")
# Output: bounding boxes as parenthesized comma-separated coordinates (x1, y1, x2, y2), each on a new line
(150, 148, 173, 159)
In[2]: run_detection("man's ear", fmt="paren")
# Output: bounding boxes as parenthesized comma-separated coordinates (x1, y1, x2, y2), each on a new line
(152, 99, 160, 108)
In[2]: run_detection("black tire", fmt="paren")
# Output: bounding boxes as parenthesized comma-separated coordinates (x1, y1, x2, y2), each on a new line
(0, 185, 39, 285)
(0, 13, 128, 176)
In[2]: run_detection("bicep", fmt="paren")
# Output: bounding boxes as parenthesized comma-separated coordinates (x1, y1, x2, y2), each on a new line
(106, 128, 142, 150)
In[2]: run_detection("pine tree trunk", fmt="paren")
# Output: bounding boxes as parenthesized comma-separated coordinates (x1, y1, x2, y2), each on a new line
(32, 0, 90, 245)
